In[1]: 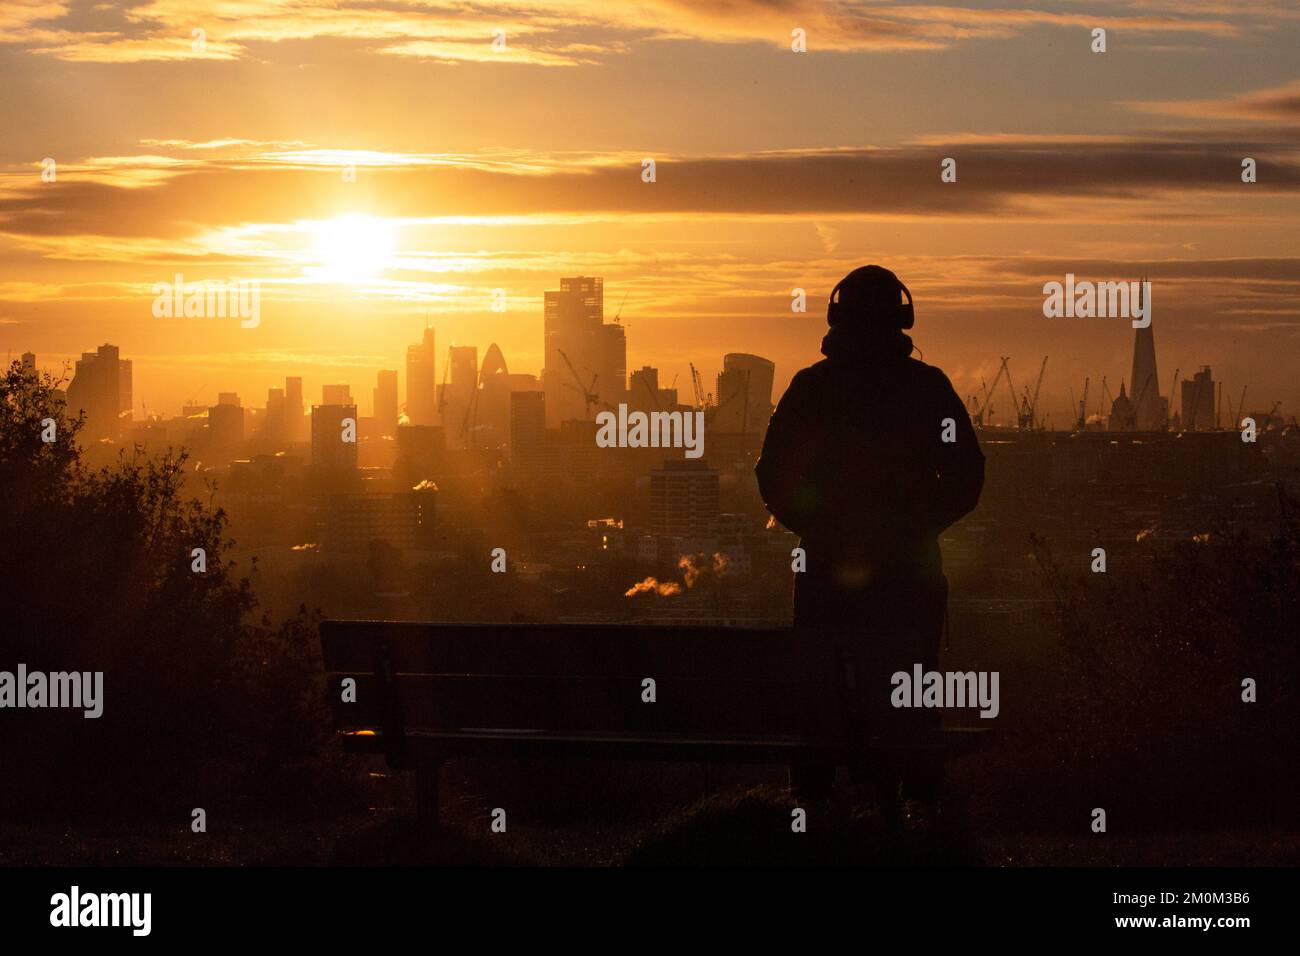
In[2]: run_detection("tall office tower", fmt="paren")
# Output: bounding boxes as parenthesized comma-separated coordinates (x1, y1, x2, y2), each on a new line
(322, 383, 352, 406)
(627, 366, 679, 412)
(394, 424, 446, 484)
(649, 459, 720, 539)
(264, 386, 286, 446)
(66, 343, 131, 441)
(481, 343, 508, 378)
(477, 345, 538, 448)
(543, 275, 603, 426)
(20, 352, 35, 371)
(1129, 282, 1163, 430)
(510, 391, 546, 464)
(373, 369, 399, 434)
(207, 402, 245, 456)
(441, 346, 479, 447)
(284, 376, 305, 442)
(405, 326, 437, 426)
(449, 346, 477, 387)
(598, 322, 627, 411)
(311, 403, 359, 470)
(714, 353, 776, 442)
(628, 366, 661, 413)
(217, 391, 241, 407)
(1181, 366, 1218, 431)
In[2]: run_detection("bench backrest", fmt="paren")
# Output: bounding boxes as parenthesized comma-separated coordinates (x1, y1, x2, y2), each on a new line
(319, 620, 815, 743)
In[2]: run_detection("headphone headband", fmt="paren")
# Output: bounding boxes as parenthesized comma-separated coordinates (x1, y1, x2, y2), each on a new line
(827, 268, 914, 330)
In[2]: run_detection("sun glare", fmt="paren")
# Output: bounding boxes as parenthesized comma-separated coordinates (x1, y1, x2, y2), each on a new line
(305, 214, 397, 283)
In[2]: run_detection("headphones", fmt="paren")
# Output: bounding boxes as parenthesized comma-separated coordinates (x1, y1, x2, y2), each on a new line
(826, 266, 914, 330)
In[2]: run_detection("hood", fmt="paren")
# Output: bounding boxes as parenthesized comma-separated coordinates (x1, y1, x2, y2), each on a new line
(820, 323, 915, 363)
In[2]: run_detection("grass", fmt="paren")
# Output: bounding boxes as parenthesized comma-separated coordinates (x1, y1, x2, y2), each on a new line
(3, 759, 1297, 866)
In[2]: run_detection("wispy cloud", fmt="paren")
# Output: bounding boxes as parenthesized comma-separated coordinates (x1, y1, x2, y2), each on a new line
(1, 0, 1259, 64)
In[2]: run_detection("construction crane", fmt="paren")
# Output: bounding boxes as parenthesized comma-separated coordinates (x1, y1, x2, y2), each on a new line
(978, 377, 995, 425)
(633, 371, 662, 411)
(1002, 357, 1019, 429)
(1229, 385, 1247, 427)
(688, 362, 707, 410)
(183, 382, 208, 416)
(1168, 367, 1180, 427)
(1021, 355, 1048, 430)
(611, 291, 628, 326)
(461, 363, 484, 449)
(971, 359, 1012, 428)
(556, 348, 602, 417)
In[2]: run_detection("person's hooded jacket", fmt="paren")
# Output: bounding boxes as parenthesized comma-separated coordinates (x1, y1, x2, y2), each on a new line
(755, 270, 985, 603)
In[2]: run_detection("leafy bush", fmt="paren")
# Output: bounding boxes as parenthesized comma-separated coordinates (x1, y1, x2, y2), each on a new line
(0, 362, 354, 819)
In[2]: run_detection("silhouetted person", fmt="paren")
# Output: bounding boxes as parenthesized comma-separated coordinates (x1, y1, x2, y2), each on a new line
(755, 265, 984, 805)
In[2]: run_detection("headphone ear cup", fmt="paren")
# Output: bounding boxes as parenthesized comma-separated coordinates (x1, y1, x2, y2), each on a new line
(898, 284, 914, 329)
(826, 282, 843, 323)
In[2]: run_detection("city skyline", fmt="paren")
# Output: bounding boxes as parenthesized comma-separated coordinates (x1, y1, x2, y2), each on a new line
(22, 278, 1285, 442)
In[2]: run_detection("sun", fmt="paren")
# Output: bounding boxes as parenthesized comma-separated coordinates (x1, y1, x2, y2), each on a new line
(305, 214, 397, 283)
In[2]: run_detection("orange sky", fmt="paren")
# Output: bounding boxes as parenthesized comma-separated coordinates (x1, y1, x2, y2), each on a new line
(3, 0, 1300, 424)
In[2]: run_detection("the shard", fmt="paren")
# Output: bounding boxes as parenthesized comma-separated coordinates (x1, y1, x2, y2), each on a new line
(1129, 279, 1163, 430)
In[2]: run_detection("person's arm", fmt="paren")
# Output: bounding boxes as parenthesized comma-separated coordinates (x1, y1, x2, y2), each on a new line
(755, 369, 825, 538)
(928, 368, 985, 534)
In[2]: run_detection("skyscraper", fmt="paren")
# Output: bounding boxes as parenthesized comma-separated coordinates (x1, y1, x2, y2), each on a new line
(441, 345, 479, 447)
(1181, 367, 1217, 431)
(628, 366, 679, 413)
(311, 403, 358, 470)
(510, 391, 546, 466)
(208, 402, 244, 456)
(543, 276, 604, 426)
(714, 353, 775, 444)
(322, 383, 352, 406)
(66, 343, 131, 441)
(263, 386, 286, 446)
(373, 369, 399, 434)
(1129, 282, 1163, 430)
(478, 344, 539, 449)
(598, 322, 627, 411)
(406, 326, 437, 426)
(285, 376, 305, 442)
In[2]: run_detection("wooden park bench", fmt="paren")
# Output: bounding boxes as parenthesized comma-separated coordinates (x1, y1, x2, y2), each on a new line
(319, 620, 989, 824)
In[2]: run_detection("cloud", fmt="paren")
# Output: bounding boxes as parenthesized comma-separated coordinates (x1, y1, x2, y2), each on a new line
(1128, 79, 1300, 122)
(2, 136, 1297, 246)
(0, 0, 1255, 64)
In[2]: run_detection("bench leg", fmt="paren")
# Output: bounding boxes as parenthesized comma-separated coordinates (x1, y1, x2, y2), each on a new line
(415, 763, 441, 827)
